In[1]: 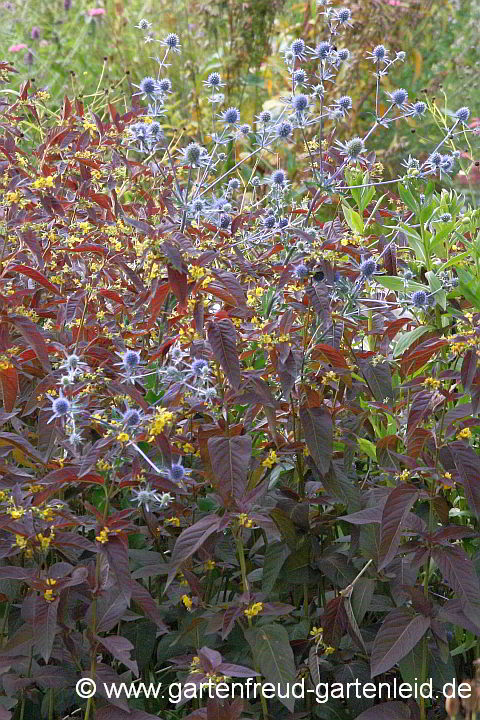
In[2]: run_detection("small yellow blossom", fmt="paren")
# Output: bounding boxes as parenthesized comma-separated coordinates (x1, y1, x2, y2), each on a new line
(244, 602, 263, 618)
(423, 377, 441, 390)
(310, 626, 324, 642)
(96, 527, 110, 544)
(165, 517, 180, 527)
(32, 175, 55, 190)
(262, 449, 278, 469)
(181, 594, 193, 611)
(237, 513, 254, 528)
(15, 535, 28, 549)
(116, 432, 130, 443)
(396, 470, 410, 482)
(456, 427, 472, 440)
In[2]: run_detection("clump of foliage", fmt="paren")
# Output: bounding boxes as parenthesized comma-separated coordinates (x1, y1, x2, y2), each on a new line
(0, 3, 479, 720)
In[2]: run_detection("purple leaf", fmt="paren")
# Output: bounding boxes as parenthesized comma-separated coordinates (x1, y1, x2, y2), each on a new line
(208, 435, 252, 505)
(207, 319, 241, 389)
(300, 405, 333, 475)
(371, 608, 430, 677)
(378, 485, 418, 570)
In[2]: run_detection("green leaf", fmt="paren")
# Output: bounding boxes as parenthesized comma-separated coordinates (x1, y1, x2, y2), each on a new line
(262, 541, 290, 595)
(357, 437, 377, 461)
(375, 276, 428, 293)
(342, 204, 364, 234)
(397, 181, 418, 212)
(245, 623, 296, 711)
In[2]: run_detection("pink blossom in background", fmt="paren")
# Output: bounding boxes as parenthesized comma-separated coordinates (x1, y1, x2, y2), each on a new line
(8, 43, 27, 52)
(87, 7, 105, 16)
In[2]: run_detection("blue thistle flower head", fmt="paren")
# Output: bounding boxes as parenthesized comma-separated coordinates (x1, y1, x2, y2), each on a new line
(342, 136, 365, 158)
(239, 123, 251, 136)
(403, 270, 414, 281)
(337, 95, 352, 110)
(258, 110, 272, 123)
(158, 78, 172, 94)
(191, 358, 208, 375)
(292, 94, 309, 112)
(293, 69, 307, 84)
(276, 121, 293, 139)
(337, 48, 350, 61)
(360, 258, 377, 278)
(51, 396, 71, 417)
(294, 263, 309, 279)
(122, 350, 141, 371)
(122, 409, 142, 427)
(164, 32, 180, 50)
(206, 72, 222, 88)
(411, 290, 427, 308)
(222, 106, 240, 124)
(389, 88, 408, 106)
(192, 199, 204, 213)
(412, 101, 426, 117)
(314, 41, 331, 60)
(139, 76, 158, 96)
(428, 152, 442, 168)
(455, 106, 470, 124)
(271, 169, 286, 186)
(228, 178, 241, 191)
(371, 44, 387, 61)
(169, 463, 185, 482)
(264, 215, 276, 229)
(219, 214, 231, 229)
(183, 142, 205, 166)
(439, 213, 452, 223)
(291, 38, 306, 57)
(335, 7, 352, 23)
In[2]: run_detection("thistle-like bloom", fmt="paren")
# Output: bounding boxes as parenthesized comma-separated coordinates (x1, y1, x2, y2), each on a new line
(121, 408, 142, 428)
(135, 18, 151, 30)
(270, 169, 287, 187)
(204, 72, 224, 88)
(59, 353, 89, 377)
(411, 290, 427, 308)
(387, 88, 408, 107)
(263, 215, 276, 229)
(167, 459, 192, 488)
(360, 258, 377, 278)
(334, 7, 352, 25)
(131, 485, 162, 512)
(48, 393, 71, 423)
(275, 121, 293, 139)
(455, 106, 470, 124)
(294, 263, 309, 279)
(180, 142, 209, 168)
(257, 110, 272, 124)
(336, 136, 365, 159)
(116, 349, 142, 378)
(337, 48, 350, 61)
(160, 33, 181, 53)
(290, 38, 308, 61)
(311, 41, 332, 60)
(221, 106, 240, 125)
(411, 101, 426, 117)
(158, 78, 172, 94)
(134, 76, 160, 98)
(292, 94, 309, 113)
(367, 44, 388, 63)
(293, 69, 307, 85)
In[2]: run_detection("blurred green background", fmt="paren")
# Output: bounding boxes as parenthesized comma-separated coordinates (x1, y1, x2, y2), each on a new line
(1, 0, 479, 184)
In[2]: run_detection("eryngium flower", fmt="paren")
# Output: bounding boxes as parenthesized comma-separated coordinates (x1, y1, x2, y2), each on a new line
(271, 169, 287, 186)
(388, 88, 408, 106)
(162, 32, 181, 51)
(360, 258, 377, 278)
(122, 409, 142, 427)
(257, 110, 272, 123)
(312, 41, 331, 60)
(219, 214, 231, 229)
(135, 18, 151, 30)
(120, 350, 141, 372)
(455, 106, 470, 124)
(294, 264, 309, 278)
(411, 101, 426, 117)
(169, 463, 186, 482)
(49, 395, 71, 421)
(158, 78, 172, 94)
(181, 142, 208, 167)
(276, 121, 293, 139)
(190, 358, 209, 376)
(292, 94, 309, 112)
(221, 106, 240, 124)
(263, 215, 276, 229)
(204, 72, 224, 88)
(369, 44, 387, 62)
(337, 48, 350, 61)
(293, 69, 307, 84)
(411, 290, 427, 308)
(139, 76, 159, 96)
(291, 38, 306, 58)
(335, 7, 352, 23)
(337, 136, 365, 158)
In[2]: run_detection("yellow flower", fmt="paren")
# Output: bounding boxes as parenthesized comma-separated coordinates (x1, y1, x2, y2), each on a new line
(310, 626, 324, 642)
(205, 559, 216, 571)
(15, 535, 28, 549)
(95, 527, 110, 544)
(244, 602, 263, 618)
(237, 513, 254, 528)
(32, 175, 55, 190)
(165, 517, 180, 527)
(116, 432, 130, 443)
(423, 377, 441, 390)
(456, 427, 472, 440)
(396, 469, 410, 482)
(324, 646, 335, 655)
(43, 589, 55, 602)
(9, 507, 25, 519)
(181, 594, 193, 611)
(148, 408, 174, 440)
(262, 449, 278, 469)
(36, 532, 54, 551)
